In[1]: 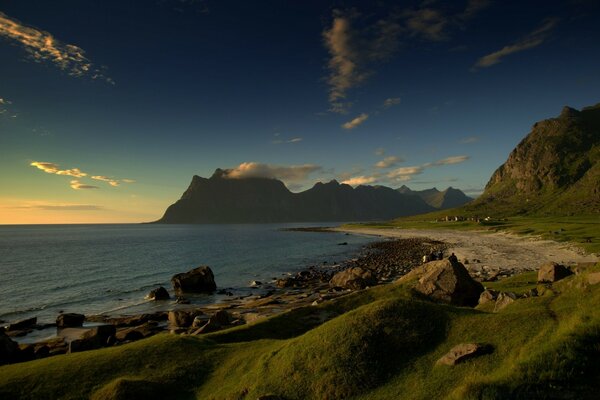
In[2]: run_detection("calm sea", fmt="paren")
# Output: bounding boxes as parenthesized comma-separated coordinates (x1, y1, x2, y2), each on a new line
(0, 223, 377, 325)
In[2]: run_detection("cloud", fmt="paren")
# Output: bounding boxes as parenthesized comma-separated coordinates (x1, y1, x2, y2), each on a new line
(387, 166, 425, 181)
(0, 11, 114, 83)
(323, 11, 401, 113)
(459, 0, 493, 21)
(403, 8, 449, 41)
(375, 156, 404, 169)
(432, 155, 470, 165)
(287, 137, 303, 143)
(30, 161, 87, 178)
(121, 179, 136, 183)
(70, 180, 99, 190)
(374, 148, 386, 156)
(342, 113, 369, 129)
(473, 18, 559, 69)
(91, 175, 120, 187)
(225, 162, 322, 183)
(341, 175, 378, 186)
(383, 97, 401, 108)
(13, 202, 104, 211)
(460, 136, 480, 143)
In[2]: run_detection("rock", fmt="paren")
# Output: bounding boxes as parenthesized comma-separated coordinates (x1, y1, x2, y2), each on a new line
(116, 323, 159, 342)
(192, 315, 209, 328)
(5, 317, 37, 332)
(276, 277, 294, 288)
(494, 292, 517, 312)
(146, 286, 170, 300)
(587, 272, 600, 285)
(537, 262, 573, 283)
(0, 331, 21, 365)
(56, 313, 85, 328)
(250, 280, 262, 287)
(478, 289, 498, 305)
(171, 266, 217, 293)
(192, 318, 221, 335)
(329, 267, 377, 290)
(168, 310, 203, 328)
(436, 343, 492, 366)
(414, 260, 484, 307)
(210, 310, 230, 326)
(68, 324, 116, 353)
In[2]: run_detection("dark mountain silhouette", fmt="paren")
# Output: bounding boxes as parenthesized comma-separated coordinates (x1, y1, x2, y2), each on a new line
(396, 185, 473, 209)
(155, 170, 436, 223)
(467, 103, 600, 215)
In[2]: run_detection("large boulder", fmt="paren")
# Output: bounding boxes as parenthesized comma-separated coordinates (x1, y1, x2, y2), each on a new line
(414, 259, 484, 307)
(68, 324, 116, 353)
(329, 267, 377, 290)
(0, 331, 21, 365)
(168, 310, 203, 328)
(171, 266, 217, 293)
(146, 286, 170, 300)
(56, 313, 85, 328)
(537, 262, 573, 283)
(5, 317, 37, 332)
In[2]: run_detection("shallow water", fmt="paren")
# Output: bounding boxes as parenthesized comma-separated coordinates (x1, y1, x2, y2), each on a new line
(0, 223, 376, 325)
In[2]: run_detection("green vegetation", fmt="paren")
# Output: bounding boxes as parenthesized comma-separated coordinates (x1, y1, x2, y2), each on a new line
(344, 214, 600, 253)
(1, 264, 600, 399)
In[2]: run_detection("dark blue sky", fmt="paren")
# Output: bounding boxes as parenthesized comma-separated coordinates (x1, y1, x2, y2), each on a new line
(1, 0, 599, 222)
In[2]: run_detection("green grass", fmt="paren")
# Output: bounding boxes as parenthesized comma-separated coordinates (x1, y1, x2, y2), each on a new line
(1, 263, 600, 399)
(344, 215, 600, 254)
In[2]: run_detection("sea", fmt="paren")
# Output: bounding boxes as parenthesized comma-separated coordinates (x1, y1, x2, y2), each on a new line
(0, 223, 378, 329)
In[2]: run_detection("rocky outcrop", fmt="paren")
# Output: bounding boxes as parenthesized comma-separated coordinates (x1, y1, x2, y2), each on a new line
(436, 343, 492, 366)
(171, 266, 217, 293)
(330, 267, 377, 290)
(0, 331, 21, 365)
(68, 325, 116, 353)
(414, 259, 484, 306)
(5, 317, 37, 331)
(56, 313, 85, 328)
(537, 262, 573, 283)
(146, 286, 170, 300)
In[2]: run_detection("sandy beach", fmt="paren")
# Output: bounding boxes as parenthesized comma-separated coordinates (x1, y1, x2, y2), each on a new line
(334, 227, 599, 272)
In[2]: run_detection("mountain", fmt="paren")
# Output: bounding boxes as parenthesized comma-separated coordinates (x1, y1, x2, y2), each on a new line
(396, 185, 473, 209)
(155, 170, 436, 223)
(468, 103, 600, 215)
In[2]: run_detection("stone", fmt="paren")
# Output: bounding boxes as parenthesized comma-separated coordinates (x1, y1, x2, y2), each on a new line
(0, 331, 21, 365)
(56, 313, 85, 328)
(146, 286, 170, 300)
(276, 277, 294, 288)
(5, 317, 37, 332)
(250, 280, 262, 287)
(478, 289, 498, 305)
(414, 260, 484, 307)
(68, 324, 116, 353)
(176, 296, 190, 304)
(436, 343, 492, 366)
(210, 310, 230, 326)
(587, 272, 600, 285)
(168, 310, 203, 328)
(115, 323, 159, 342)
(171, 266, 217, 293)
(329, 267, 377, 290)
(192, 318, 221, 335)
(494, 292, 517, 312)
(537, 262, 573, 283)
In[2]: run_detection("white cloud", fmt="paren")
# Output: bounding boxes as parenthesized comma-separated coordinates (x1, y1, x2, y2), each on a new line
(341, 175, 378, 186)
(225, 162, 322, 183)
(375, 156, 404, 169)
(383, 97, 401, 108)
(13, 202, 104, 211)
(0, 11, 113, 83)
(70, 180, 99, 190)
(473, 18, 559, 69)
(30, 161, 87, 178)
(342, 113, 369, 129)
(287, 137, 303, 143)
(433, 155, 470, 165)
(387, 166, 424, 181)
(460, 136, 480, 144)
(121, 179, 136, 183)
(91, 175, 120, 187)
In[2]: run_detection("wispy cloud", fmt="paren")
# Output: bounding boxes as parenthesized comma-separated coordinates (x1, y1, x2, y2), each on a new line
(13, 202, 104, 211)
(473, 18, 559, 69)
(375, 156, 404, 169)
(30, 161, 87, 178)
(287, 137, 303, 143)
(272, 135, 303, 144)
(403, 8, 449, 41)
(387, 166, 425, 181)
(342, 113, 369, 130)
(460, 136, 480, 144)
(383, 97, 401, 108)
(374, 147, 386, 156)
(323, 11, 401, 113)
(0, 11, 114, 83)
(432, 155, 470, 165)
(341, 175, 378, 186)
(225, 162, 322, 183)
(70, 180, 99, 190)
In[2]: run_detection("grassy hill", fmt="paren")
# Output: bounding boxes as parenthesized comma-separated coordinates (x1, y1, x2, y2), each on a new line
(1, 263, 599, 399)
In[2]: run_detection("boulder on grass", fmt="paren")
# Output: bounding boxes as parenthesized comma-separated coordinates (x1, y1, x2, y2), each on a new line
(171, 266, 216, 293)
(0, 332, 20, 365)
(537, 262, 573, 283)
(494, 292, 517, 312)
(146, 286, 170, 300)
(329, 267, 377, 290)
(478, 289, 498, 305)
(414, 259, 484, 307)
(56, 313, 85, 328)
(436, 343, 492, 366)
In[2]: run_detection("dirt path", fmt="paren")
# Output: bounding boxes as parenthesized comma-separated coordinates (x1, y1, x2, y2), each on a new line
(334, 228, 598, 272)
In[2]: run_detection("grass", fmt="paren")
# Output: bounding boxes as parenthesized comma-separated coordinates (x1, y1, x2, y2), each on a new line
(344, 214, 600, 254)
(1, 263, 600, 399)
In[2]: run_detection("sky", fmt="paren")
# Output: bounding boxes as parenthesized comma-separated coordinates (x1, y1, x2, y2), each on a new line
(1, 0, 599, 224)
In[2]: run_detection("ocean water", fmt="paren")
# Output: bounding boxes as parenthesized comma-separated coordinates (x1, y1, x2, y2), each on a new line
(0, 223, 377, 325)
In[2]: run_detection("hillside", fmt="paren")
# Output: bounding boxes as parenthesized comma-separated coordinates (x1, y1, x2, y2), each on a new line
(1, 263, 599, 399)
(155, 170, 435, 223)
(467, 103, 600, 216)
(398, 186, 473, 209)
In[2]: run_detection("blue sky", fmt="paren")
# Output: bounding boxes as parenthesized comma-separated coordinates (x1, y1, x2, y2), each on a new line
(1, 0, 599, 223)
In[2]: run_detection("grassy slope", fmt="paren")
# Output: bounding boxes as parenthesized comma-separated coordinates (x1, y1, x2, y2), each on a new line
(1, 265, 600, 400)
(345, 215, 600, 254)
